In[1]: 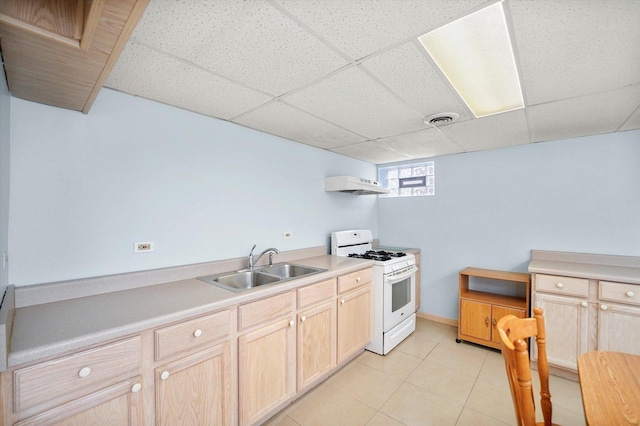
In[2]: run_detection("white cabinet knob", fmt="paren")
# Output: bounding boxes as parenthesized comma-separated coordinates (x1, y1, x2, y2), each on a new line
(301, 316, 306, 322)
(356, 277, 361, 283)
(556, 282, 564, 289)
(78, 367, 91, 378)
(340, 299, 345, 305)
(160, 371, 170, 380)
(131, 383, 142, 393)
(581, 301, 588, 307)
(600, 304, 608, 311)
(193, 329, 202, 338)
(626, 291, 635, 298)
(289, 320, 294, 327)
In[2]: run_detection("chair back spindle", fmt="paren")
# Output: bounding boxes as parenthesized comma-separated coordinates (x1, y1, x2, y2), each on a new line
(496, 307, 556, 426)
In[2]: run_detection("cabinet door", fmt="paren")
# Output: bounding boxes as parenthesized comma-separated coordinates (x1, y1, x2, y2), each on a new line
(459, 299, 491, 341)
(533, 292, 589, 371)
(598, 303, 640, 354)
(15, 376, 142, 426)
(491, 306, 526, 344)
(337, 285, 371, 364)
(238, 318, 295, 426)
(155, 343, 232, 426)
(297, 301, 336, 392)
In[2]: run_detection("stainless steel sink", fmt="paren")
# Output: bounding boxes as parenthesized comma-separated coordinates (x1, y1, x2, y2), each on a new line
(261, 263, 321, 278)
(216, 271, 282, 291)
(198, 263, 326, 292)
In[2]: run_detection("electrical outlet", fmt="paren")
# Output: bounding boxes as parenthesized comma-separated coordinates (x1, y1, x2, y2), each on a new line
(134, 242, 154, 253)
(283, 231, 292, 239)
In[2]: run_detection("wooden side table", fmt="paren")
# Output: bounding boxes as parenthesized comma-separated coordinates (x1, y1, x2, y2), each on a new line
(457, 267, 531, 349)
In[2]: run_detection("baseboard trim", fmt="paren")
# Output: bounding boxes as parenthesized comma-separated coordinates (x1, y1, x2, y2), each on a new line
(416, 311, 458, 327)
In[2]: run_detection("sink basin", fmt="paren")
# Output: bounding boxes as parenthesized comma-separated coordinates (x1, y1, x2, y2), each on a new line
(198, 263, 326, 292)
(261, 263, 322, 278)
(199, 271, 281, 292)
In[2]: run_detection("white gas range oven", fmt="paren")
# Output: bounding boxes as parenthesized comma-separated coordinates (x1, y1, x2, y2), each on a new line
(331, 229, 417, 355)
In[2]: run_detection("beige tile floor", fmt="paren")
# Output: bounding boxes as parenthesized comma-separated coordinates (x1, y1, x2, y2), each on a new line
(265, 318, 586, 426)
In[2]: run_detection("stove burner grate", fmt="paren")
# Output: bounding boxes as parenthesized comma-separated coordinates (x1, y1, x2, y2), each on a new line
(348, 252, 391, 261)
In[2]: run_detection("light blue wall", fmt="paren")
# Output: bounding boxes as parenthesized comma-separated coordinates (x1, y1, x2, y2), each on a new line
(378, 130, 640, 320)
(0, 66, 11, 296)
(0, 66, 10, 297)
(8, 89, 378, 286)
(7, 85, 640, 313)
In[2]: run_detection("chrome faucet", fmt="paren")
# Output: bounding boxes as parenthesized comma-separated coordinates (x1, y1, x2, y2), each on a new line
(248, 245, 280, 269)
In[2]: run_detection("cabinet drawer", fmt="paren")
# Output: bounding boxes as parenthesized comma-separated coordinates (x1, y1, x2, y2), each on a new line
(535, 274, 588, 298)
(238, 292, 292, 331)
(155, 309, 231, 361)
(599, 281, 640, 306)
(338, 268, 372, 294)
(14, 336, 140, 413)
(297, 279, 336, 309)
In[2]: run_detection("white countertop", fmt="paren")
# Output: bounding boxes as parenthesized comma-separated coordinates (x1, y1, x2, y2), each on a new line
(528, 250, 640, 284)
(6, 254, 373, 368)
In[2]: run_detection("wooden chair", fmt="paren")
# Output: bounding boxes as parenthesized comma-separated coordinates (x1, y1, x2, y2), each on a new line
(496, 307, 557, 426)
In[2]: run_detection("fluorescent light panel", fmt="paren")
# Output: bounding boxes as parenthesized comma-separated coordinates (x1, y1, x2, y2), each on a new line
(418, 2, 524, 118)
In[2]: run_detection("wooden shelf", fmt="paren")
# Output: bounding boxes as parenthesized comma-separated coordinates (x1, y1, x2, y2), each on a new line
(457, 267, 531, 350)
(460, 267, 531, 283)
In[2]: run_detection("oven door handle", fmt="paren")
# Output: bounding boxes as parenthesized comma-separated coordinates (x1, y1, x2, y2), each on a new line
(385, 265, 417, 283)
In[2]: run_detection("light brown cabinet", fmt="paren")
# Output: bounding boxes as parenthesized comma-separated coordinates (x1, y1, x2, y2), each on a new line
(3, 267, 374, 426)
(457, 267, 530, 350)
(155, 343, 232, 425)
(598, 280, 640, 353)
(296, 279, 336, 392)
(532, 280, 590, 372)
(0, 0, 150, 114)
(10, 336, 142, 424)
(532, 272, 640, 376)
(153, 309, 233, 425)
(237, 293, 295, 426)
(337, 270, 372, 364)
(15, 376, 143, 426)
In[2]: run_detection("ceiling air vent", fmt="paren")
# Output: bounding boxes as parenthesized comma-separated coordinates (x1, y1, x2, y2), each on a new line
(425, 112, 459, 126)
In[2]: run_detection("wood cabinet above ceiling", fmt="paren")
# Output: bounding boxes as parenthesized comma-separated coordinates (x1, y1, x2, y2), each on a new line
(0, 0, 149, 112)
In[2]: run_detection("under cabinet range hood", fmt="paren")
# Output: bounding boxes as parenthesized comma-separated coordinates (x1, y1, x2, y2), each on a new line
(325, 176, 389, 195)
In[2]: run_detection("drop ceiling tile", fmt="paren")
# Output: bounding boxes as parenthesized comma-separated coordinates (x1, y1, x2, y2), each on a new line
(275, 0, 486, 60)
(528, 85, 640, 143)
(105, 42, 272, 120)
(284, 66, 425, 139)
(439, 109, 530, 152)
(620, 105, 640, 132)
(510, 0, 640, 105)
(361, 42, 472, 121)
(330, 141, 412, 165)
(377, 128, 464, 159)
(233, 101, 366, 149)
(130, 0, 348, 96)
